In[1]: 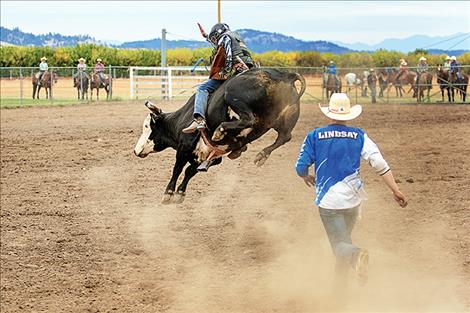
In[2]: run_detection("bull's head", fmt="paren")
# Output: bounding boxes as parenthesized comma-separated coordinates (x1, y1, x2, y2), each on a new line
(133, 100, 165, 158)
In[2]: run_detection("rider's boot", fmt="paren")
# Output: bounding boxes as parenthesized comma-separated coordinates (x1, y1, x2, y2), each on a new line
(182, 116, 206, 134)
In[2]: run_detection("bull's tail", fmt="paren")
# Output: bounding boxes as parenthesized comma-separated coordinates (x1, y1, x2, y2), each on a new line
(291, 73, 306, 103)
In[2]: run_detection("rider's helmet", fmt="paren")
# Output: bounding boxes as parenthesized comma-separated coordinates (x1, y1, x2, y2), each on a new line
(208, 23, 230, 44)
(450, 56, 457, 61)
(419, 56, 427, 62)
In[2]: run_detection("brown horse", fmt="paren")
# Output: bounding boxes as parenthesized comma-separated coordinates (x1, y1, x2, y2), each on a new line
(392, 69, 417, 98)
(90, 73, 110, 100)
(449, 71, 468, 103)
(32, 71, 58, 99)
(73, 71, 89, 100)
(415, 72, 433, 103)
(323, 74, 341, 100)
(437, 66, 453, 102)
(380, 69, 416, 98)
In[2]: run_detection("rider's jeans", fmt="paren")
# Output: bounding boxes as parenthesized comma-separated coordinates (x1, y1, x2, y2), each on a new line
(194, 79, 223, 119)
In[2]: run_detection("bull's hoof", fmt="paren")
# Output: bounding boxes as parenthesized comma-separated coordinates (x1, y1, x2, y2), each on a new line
(173, 192, 186, 204)
(228, 145, 248, 160)
(254, 151, 269, 167)
(212, 127, 225, 142)
(161, 193, 173, 204)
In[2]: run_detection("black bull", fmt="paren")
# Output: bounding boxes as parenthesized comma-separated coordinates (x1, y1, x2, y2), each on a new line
(134, 68, 306, 204)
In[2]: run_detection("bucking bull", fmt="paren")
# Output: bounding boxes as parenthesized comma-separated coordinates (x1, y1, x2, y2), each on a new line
(134, 68, 306, 204)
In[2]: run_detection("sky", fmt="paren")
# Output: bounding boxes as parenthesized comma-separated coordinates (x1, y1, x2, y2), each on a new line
(1, 1, 470, 45)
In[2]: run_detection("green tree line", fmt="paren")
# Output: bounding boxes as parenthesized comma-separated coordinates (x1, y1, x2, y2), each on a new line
(1, 44, 469, 68)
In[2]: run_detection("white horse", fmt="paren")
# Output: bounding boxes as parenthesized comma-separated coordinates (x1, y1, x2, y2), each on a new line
(345, 71, 370, 96)
(345, 73, 361, 92)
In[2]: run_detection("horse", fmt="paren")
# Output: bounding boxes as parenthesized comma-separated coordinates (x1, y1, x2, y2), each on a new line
(73, 71, 89, 100)
(415, 72, 433, 103)
(382, 69, 417, 98)
(344, 73, 361, 93)
(344, 71, 370, 96)
(436, 65, 453, 102)
(449, 71, 468, 103)
(90, 73, 110, 100)
(323, 74, 341, 100)
(32, 71, 58, 99)
(378, 70, 388, 98)
(358, 70, 370, 96)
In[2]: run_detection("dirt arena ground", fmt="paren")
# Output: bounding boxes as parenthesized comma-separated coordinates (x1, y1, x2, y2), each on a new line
(1, 100, 470, 312)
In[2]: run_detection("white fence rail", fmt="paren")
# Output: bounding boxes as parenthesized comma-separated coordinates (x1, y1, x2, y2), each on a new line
(129, 66, 208, 100)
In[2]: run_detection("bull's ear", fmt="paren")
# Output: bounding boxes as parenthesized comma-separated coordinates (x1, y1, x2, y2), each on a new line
(144, 100, 162, 114)
(150, 112, 159, 122)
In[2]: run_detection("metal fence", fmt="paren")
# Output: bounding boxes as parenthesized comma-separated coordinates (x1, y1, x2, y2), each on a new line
(1, 65, 468, 107)
(0, 66, 130, 106)
(129, 66, 207, 100)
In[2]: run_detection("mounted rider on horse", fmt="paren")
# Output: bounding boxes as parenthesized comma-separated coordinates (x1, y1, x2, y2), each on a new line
(73, 58, 89, 100)
(324, 61, 340, 87)
(93, 58, 107, 86)
(37, 57, 49, 86)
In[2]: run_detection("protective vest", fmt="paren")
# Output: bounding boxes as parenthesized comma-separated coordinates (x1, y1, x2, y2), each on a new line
(225, 31, 254, 66)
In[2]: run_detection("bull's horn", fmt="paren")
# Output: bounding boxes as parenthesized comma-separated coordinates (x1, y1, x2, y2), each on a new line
(144, 100, 162, 114)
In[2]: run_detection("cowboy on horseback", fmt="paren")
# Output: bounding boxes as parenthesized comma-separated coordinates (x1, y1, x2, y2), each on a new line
(416, 56, 428, 88)
(325, 61, 340, 87)
(77, 58, 87, 72)
(93, 58, 106, 86)
(395, 58, 408, 84)
(182, 22, 254, 133)
(38, 57, 48, 86)
(443, 55, 452, 71)
(450, 56, 462, 81)
(73, 58, 87, 79)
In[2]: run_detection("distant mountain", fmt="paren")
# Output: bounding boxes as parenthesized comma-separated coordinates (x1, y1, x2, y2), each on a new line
(334, 32, 470, 53)
(120, 39, 208, 50)
(1, 26, 351, 53)
(234, 29, 350, 53)
(0, 26, 103, 47)
(118, 29, 351, 53)
(2, 26, 468, 55)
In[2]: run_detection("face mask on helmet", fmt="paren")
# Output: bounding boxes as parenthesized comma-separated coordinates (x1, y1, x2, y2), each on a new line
(209, 23, 230, 44)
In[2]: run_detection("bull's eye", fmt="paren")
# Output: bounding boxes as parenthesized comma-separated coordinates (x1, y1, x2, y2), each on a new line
(145, 124, 149, 128)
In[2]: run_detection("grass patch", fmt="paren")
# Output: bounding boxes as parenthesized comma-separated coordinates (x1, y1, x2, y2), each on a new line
(0, 97, 126, 108)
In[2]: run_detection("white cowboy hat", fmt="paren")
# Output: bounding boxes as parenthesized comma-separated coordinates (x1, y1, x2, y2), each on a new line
(419, 56, 427, 61)
(319, 93, 362, 121)
(96, 58, 102, 62)
(450, 56, 457, 61)
(445, 55, 451, 60)
(329, 60, 334, 64)
(370, 68, 375, 72)
(40, 57, 47, 61)
(78, 58, 86, 62)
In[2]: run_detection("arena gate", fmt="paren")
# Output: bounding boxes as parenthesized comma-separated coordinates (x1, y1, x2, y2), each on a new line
(129, 66, 208, 100)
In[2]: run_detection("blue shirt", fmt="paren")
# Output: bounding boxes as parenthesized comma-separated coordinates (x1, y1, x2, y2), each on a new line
(450, 61, 461, 73)
(295, 124, 390, 209)
(327, 64, 337, 74)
